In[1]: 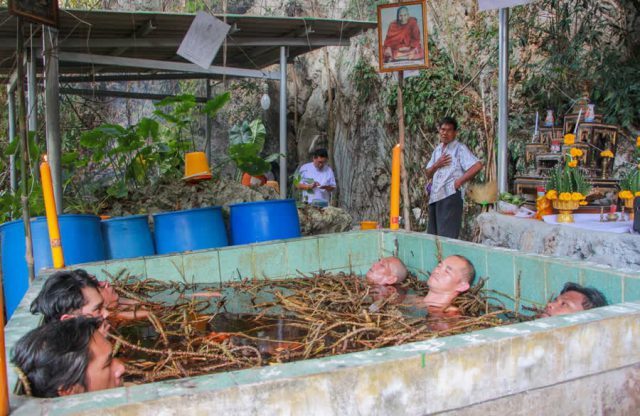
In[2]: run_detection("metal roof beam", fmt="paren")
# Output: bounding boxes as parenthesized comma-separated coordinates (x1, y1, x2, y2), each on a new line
(108, 19, 156, 56)
(0, 36, 352, 49)
(59, 73, 223, 83)
(58, 52, 279, 80)
(60, 87, 209, 102)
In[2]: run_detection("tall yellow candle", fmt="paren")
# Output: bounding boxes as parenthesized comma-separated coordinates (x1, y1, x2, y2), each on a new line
(390, 144, 401, 230)
(39, 156, 65, 268)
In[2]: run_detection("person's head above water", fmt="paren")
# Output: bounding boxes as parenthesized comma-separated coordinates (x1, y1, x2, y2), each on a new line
(366, 257, 408, 285)
(11, 317, 125, 398)
(30, 269, 108, 324)
(424, 255, 475, 309)
(540, 282, 608, 318)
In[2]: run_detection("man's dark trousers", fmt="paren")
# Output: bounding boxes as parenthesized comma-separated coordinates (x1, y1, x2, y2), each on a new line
(427, 191, 463, 239)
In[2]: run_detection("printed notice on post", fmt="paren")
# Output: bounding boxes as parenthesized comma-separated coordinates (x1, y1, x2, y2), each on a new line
(177, 12, 230, 69)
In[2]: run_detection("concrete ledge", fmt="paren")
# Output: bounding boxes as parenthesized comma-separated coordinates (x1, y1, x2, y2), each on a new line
(475, 212, 640, 272)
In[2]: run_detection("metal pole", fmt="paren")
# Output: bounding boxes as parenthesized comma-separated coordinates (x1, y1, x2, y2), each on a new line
(278, 46, 287, 199)
(497, 8, 509, 193)
(27, 42, 37, 135)
(7, 87, 17, 195)
(43, 27, 63, 213)
(204, 80, 212, 164)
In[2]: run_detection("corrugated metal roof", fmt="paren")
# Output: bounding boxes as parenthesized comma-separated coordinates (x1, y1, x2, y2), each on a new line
(0, 8, 375, 79)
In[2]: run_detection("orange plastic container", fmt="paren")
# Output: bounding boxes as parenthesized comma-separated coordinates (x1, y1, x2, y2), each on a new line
(360, 221, 378, 230)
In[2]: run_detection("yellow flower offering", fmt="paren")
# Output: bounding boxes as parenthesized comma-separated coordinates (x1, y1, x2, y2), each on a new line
(545, 190, 558, 200)
(564, 134, 576, 145)
(579, 201, 587, 205)
(568, 160, 578, 168)
(636, 136, 640, 148)
(559, 192, 572, 201)
(600, 149, 614, 158)
(570, 192, 584, 201)
(619, 190, 634, 200)
(636, 191, 640, 197)
(569, 147, 583, 158)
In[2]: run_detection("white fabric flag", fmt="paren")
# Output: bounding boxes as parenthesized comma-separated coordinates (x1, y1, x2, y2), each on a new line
(177, 12, 230, 69)
(478, 0, 534, 11)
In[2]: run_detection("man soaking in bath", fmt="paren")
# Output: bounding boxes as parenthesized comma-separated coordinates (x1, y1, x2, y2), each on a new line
(365, 255, 475, 315)
(31, 269, 148, 330)
(12, 317, 125, 397)
(538, 282, 608, 318)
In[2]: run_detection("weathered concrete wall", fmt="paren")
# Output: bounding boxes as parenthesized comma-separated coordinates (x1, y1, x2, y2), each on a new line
(474, 212, 640, 272)
(11, 303, 640, 415)
(441, 362, 640, 415)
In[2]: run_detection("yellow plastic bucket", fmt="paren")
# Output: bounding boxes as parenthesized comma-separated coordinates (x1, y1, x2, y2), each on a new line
(184, 151, 212, 181)
(360, 221, 378, 230)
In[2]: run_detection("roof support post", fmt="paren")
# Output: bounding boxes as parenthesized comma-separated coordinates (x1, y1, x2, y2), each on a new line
(497, 8, 509, 193)
(205, 80, 212, 164)
(7, 86, 17, 195)
(43, 27, 63, 213)
(279, 46, 288, 199)
(27, 43, 37, 136)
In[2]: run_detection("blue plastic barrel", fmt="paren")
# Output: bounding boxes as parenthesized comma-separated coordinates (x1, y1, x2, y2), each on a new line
(102, 215, 155, 259)
(0, 214, 106, 318)
(152, 206, 228, 255)
(229, 199, 301, 245)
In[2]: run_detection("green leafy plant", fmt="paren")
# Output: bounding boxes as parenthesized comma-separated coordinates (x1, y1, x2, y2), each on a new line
(0, 132, 44, 223)
(228, 119, 279, 177)
(73, 92, 231, 200)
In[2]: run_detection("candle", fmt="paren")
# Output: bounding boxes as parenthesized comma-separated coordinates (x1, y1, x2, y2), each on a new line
(573, 109, 582, 134)
(534, 111, 539, 136)
(40, 155, 65, 268)
(610, 204, 617, 214)
(389, 144, 401, 230)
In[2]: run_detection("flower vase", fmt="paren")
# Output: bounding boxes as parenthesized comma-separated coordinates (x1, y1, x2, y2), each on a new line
(552, 200, 580, 223)
(601, 157, 611, 179)
(624, 198, 635, 221)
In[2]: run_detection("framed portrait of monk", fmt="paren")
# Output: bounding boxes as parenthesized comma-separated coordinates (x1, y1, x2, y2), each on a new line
(8, 0, 59, 27)
(377, 1, 429, 73)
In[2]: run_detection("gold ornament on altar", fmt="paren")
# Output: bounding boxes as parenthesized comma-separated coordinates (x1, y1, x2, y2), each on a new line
(545, 141, 591, 223)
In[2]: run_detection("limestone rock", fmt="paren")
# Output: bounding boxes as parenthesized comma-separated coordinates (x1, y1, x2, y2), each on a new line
(298, 205, 353, 236)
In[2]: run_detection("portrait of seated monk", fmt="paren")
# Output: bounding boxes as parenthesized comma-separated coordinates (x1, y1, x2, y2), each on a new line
(11, 317, 125, 398)
(382, 6, 424, 63)
(538, 282, 608, 318)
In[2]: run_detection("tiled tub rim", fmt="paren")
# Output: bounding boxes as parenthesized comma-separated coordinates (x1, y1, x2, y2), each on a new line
(8, 301, 640, 415)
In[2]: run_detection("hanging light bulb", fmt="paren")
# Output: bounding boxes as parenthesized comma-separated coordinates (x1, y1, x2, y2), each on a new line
(260, 82, 271, 110)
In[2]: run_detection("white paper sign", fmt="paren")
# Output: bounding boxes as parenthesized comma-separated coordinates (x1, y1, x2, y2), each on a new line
(478, 0, 534, 11)
(177, 12, 230, 69)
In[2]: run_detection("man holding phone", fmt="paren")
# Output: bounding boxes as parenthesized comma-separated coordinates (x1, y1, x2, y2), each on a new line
(296, 148, 337, 204)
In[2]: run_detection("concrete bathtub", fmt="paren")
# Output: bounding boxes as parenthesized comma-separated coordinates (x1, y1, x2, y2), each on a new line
(5, 230, 640, 415)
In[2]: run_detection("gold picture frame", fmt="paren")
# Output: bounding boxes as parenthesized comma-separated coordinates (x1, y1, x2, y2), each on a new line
(377, 1, 429, 73)
(8, 0, 59, 28)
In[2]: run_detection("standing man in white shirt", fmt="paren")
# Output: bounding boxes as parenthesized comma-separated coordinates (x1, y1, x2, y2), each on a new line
(425, 117, 483, 239)
(296, 148, 337, 204)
